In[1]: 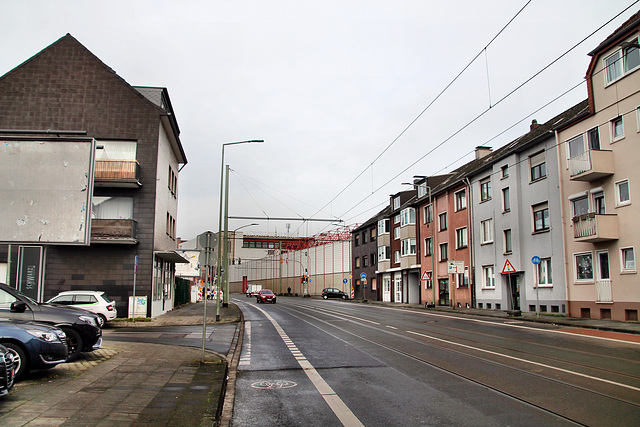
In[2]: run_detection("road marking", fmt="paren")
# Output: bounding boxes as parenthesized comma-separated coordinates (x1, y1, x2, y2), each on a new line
(406, 330, 640, 392)
(239, 321, 251, 367)
(253, 304, 364, 427)
(385, 325, 398, 330)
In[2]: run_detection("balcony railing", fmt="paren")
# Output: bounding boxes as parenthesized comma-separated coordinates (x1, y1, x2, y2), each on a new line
(595, 279, 612, 303)
(568, 150, 614, 181)
(94, 160, 141, 188)
(573, 213, 618, 242)
(91, 219, 137, 243)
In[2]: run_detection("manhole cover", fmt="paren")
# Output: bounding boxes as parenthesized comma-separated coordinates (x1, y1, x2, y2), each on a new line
(251, 380, 298, 389)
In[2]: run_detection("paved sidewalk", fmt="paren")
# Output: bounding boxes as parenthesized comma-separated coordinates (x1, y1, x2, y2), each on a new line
(0, 301, 242, 427)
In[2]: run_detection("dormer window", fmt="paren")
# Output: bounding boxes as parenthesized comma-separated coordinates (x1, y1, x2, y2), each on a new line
(604, 38, 640, 84)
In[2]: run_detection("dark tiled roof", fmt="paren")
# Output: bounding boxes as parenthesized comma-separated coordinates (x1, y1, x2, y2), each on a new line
(589, 9, 640, 56)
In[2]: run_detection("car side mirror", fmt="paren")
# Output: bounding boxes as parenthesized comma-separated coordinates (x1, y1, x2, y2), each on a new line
(10, 300, 27, 313)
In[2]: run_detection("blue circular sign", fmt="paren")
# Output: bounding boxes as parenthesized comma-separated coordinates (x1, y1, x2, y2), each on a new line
(343, 278, 348, 284)
(360, 272, 367, 279)
(532, 256, 541, 265)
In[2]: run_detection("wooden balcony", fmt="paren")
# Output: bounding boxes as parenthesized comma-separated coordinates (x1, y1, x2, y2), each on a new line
(91, 219, 137, 244)
(568, 150, 614, 182)
(94, 160, 141, 188)
(573, 213, 618, 243)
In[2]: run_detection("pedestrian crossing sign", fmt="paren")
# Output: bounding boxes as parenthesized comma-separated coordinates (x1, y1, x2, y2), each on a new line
(421, 271, 431, 281)
(502, 259, 517, 274)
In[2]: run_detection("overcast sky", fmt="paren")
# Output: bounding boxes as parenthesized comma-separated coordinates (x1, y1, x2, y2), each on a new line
(2, 0, 638, 241)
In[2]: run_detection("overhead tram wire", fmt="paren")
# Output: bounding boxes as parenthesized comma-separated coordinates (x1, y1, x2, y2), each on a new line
(306, 0, 534, 223)
(336, 2, 640, 220)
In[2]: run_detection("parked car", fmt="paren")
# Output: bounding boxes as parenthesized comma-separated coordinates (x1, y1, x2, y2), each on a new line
(0, 283, 101, 362)
(256, 289, 276, 304)
(322, 288, 349, 300)
(47, 290, 117, 328)
(0, 344, 15, 396)
(0, 319, 68, 379)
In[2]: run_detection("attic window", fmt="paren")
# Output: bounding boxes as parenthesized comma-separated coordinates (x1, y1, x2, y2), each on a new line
(604, 38, 640, 84)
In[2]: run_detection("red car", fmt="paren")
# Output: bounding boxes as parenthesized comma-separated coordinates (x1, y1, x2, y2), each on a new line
(256, 290, 276, 304)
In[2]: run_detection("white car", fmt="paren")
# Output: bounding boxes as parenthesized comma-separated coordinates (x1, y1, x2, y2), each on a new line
(47, 291, 117, 328)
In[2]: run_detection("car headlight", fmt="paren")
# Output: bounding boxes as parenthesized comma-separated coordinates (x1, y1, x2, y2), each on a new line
(26, 329, 60, 342)
(79, 315, 98, 327)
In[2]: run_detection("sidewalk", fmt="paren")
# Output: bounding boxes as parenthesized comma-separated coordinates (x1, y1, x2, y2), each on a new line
(0, 300, 242, 427)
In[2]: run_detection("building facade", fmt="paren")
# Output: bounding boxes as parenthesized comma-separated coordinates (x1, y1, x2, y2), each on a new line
(0, 35, 188, 317)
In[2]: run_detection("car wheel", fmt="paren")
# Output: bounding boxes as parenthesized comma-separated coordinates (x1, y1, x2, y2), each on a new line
(323, 295, 328, 299)
(3, 343, 27, 380)
(62, 328, 83, 362)
(342, 295, 347, 299)
(97, 314, 106, 328)
(272, 301, 276, 304)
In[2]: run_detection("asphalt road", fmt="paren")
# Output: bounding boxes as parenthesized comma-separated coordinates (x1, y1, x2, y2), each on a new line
(231, 296, 640, 427)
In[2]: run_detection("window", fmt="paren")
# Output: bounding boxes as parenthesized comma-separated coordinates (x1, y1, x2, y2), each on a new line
(593, 191, 606, 214)
(455, 227, 467, 249)
(533, 202, 550, 232)
(612, 116, 624, 141)
(417, 183, 428, 198)
(501, 165, 509, 178)
(457, 267, 469, 288)
(482, 266, 495, 289)
(425, 272, 433, 289)
(401, 238, 417, 256)
(363, 255, 369, 267)
(503, 229, 512, 254)
(481, 219, 493, 244)
(394, 227, 400, 240)
(168, 166, 177, 197)
(394, 214, 400, 224)
(355, 257, 361, 268)
(370, 227, 376, 239)
(354, 234, 360, 247)
(455, 190, 466, 211)
(96, 140, 137, 160)
(530, 151, 546, 181)
(423, 204, 433, 224)
(438, 212, 447, 231)
(362, 231, 368, 244)
(621, 247, 636, 272)
(605, 37, 640, 84)
(378, 219, 390, 234)
(502, 187, 511, 212)
(371, 252, 377, 265)
(538, 258, 552, 286)
(393, 197, 400, 210)
(166, 212, 176, 239)
(378, 246, 391, 261)
(568, 127, 600, 160)
(439, 243, 448, 262)
(615, 179, 630, 206)
(394, 251, 401, 263)
(424, 237, 432, 256)
(401, 208, 416, 226)
(571, 196, 589, 218)
(480, 178, 491, 202)
(92, 196, 133, 219)
(575, 252, 594, 281)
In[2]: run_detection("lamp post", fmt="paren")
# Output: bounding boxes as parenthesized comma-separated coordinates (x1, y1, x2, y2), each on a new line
(217, 140, 263, 318)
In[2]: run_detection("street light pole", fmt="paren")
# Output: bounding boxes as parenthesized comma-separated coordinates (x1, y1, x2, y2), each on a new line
(217, 140, 263, 318)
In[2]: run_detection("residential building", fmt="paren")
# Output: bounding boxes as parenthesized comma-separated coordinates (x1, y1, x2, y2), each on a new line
(0, 34, 188, 317)
(556, 12, 640, 321)
(352, 213, 383, 300)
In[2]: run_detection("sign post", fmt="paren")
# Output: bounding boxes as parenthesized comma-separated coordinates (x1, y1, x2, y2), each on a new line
(532, 256, 541, 318)
(447, 261, 464, 308)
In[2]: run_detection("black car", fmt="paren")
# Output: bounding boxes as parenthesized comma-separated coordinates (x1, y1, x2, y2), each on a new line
(0, 344, 15, 397)
(322, 288, 349, 300)
(0, 319, 68, 379)
(0, 283, 101, 361)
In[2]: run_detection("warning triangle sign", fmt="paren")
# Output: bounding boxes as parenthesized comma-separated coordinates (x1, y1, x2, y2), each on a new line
(421, 271, 431, 281)
(502, 259, 517, 274)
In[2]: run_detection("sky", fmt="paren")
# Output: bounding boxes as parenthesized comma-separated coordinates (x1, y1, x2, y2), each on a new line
(2, 0, 639, 241)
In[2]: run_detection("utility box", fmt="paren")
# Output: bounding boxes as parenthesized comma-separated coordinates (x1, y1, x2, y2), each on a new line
(128, 296, 147, 318)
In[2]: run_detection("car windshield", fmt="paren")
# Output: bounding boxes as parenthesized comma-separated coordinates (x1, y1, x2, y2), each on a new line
(101, 293, 115, 303)
(261, 290, 274, 295)
(11, 287, 39, 305)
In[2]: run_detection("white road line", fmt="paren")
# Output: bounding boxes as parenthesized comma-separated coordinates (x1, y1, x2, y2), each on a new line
(406, 330, 640, 392)
(253, 304, 364, 427)
(239, 321, 252, 366)
(386, 325, 398, 330)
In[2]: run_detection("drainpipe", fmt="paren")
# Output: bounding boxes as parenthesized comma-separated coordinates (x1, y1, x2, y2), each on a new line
(464, 177, 474, 308)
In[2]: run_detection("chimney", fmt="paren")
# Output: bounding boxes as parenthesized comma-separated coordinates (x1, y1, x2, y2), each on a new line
(475, 146, 492, 160)
(530, 119, 539, 131)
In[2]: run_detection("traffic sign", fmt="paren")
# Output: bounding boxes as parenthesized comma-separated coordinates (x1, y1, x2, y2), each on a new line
(343, 278, 348, 284)
(447, 260, 464, 274)
(532, 256, 541, 265)
(421, 271, 431, 281)
(360, 272, 367, 279)
(502, 259, 517, 274)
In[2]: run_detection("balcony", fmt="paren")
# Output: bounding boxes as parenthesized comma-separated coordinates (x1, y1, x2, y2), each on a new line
(94, 160, 141, 188)
(91, 219, 138, 244)
(595, 279, 612, 303)
(573, 213, 618, 243)
(568, 150, 614, 181)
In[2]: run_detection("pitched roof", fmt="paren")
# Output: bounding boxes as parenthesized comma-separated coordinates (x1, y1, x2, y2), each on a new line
(588, 9, 640, 57)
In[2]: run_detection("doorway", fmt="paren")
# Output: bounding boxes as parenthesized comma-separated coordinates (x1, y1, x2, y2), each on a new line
(438, 279, 449, 306)
(508, 274, 520, 310)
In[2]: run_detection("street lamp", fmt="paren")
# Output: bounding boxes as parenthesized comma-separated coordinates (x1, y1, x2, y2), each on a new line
(217, 140, 263, 318)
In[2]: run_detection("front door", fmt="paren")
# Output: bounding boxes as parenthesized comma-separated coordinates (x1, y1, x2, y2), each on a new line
(438, 279, 449, 306)
(508, 274, 520, 310)
(382, 275, 391, 302)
